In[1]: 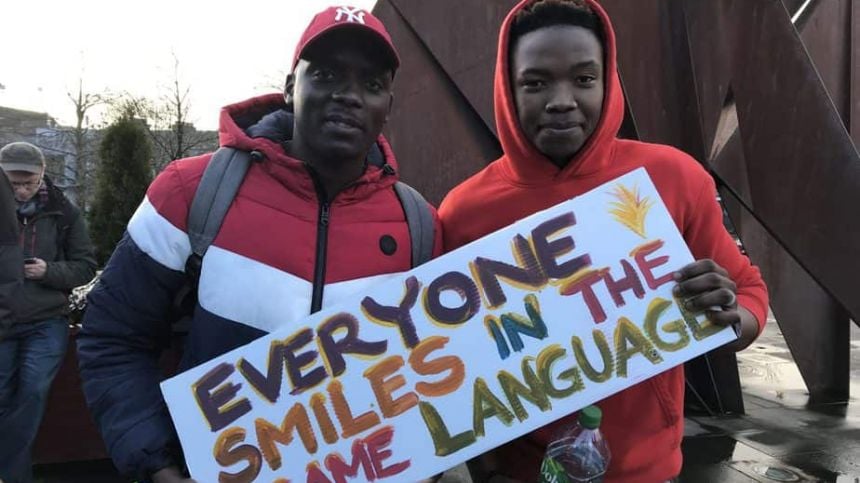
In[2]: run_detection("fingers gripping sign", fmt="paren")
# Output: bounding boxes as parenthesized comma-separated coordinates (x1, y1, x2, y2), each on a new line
(672, 259, 758, 350)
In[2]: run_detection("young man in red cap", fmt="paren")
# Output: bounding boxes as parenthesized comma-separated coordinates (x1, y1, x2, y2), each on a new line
(439, 1, 768, 482)
(77, 6, 440, 482)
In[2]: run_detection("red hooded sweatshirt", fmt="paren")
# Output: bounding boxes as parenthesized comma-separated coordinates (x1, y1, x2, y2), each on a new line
(438, 1, 769, 481)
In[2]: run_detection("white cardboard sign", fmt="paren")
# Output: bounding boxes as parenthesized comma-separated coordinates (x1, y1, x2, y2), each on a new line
(162, 168, 735, 482)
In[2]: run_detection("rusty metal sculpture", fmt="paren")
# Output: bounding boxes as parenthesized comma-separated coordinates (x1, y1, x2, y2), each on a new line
(375, 0, 860, 410)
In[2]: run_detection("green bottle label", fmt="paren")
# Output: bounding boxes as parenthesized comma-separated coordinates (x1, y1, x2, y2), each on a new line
(539, 456, 571, 483)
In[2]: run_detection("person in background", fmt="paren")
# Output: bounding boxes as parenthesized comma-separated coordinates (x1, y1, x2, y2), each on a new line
(0, 141, 97, 482)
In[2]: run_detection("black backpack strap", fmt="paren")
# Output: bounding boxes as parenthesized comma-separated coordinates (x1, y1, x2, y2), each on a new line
(185, 147, 254, 284)
(394, 181, 434, 268)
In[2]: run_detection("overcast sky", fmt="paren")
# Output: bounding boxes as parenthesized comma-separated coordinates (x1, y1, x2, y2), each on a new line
(0, 0, 377, 130)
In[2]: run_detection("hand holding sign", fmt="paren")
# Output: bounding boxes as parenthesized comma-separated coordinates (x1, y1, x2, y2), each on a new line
(673, 258, 758, 350)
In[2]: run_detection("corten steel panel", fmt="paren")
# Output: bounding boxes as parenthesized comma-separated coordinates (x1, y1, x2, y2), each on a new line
(680, 1, 736, 163)
(601, 0, 707, 160)
(798, 0, 851, 124)
(682, 0, 857, 400)
(375, 0, 501, 206)
(726, 201, 851, 403)
(725, 0, 860, 321)
(389, 0, 518, 133)
(715, 133, 851, 401)
(853, 0, 860, 146)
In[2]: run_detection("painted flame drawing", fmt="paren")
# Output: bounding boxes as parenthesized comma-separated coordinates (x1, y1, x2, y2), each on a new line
(608, 184, 653, 238)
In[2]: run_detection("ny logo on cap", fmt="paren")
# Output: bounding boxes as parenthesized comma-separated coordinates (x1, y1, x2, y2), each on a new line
(335, 6, 366, 24)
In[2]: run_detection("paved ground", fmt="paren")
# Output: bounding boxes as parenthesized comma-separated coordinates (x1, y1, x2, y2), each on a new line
(680, 316, 860, 482)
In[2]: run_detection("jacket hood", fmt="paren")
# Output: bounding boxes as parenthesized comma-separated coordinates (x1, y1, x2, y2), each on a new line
(215, 93, 400, 202)
(494, 0, 625, 185)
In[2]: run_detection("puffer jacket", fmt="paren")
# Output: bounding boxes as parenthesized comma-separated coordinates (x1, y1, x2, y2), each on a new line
(77, 93, 443, 479)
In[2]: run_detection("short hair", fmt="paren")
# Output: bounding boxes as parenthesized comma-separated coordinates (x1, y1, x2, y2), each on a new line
(510, 0, 604, 46)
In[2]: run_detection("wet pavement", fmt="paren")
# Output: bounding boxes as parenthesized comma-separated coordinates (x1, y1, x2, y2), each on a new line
(680, 317, 860, 482)
(31, 319, 860, 482)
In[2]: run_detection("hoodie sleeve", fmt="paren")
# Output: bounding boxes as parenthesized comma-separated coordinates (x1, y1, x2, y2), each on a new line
(77, 161, 192, 479)
(684, 173, 769, 333)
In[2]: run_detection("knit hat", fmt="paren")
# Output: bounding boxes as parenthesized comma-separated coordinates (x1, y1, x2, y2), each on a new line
(0, 142, 45, 174)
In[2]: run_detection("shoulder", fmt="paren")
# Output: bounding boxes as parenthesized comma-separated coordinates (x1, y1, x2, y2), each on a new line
(45, 182, 81, 225)
(616, 139, 708, 177)
(439, 160, 505, 221)
(614, 139, 712, 196)
(145, 153, 214, 231)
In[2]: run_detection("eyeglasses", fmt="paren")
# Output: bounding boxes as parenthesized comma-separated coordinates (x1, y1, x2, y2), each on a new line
(10, 181, 41, 189)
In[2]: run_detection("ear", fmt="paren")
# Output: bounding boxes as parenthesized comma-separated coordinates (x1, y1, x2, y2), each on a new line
(283, 73, 296, 106)
(384, 92, 394, 124)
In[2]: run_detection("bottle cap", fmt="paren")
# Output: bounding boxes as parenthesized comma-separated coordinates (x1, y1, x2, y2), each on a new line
(578, 405, 602, 429)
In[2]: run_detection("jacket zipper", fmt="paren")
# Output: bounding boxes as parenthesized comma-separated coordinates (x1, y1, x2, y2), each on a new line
(306, 161, 392, 313)
(19, 211, 60, 258)
(308, 167, 331, 314)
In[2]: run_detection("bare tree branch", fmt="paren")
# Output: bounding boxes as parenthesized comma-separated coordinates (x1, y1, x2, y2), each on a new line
(108, 54, 217, 173)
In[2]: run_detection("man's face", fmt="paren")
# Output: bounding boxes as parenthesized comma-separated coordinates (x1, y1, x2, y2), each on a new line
(511, 25, 605, 167)
(288, 30, 394, 164)
(5, 170, 42, 202)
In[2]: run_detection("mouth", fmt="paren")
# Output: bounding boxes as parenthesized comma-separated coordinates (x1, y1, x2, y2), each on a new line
(540, 121, 583, 132)
(324, 113, 363, 132)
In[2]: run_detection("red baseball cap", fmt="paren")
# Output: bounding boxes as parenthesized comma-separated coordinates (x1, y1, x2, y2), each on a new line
(292, 6, 400, 71)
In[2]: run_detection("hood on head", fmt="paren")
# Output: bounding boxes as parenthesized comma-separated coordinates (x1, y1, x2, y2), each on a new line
(494, 0, 625, 184)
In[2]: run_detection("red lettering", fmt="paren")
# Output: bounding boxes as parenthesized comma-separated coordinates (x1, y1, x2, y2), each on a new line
(306, 462, 333, 483)
(602, 259, 645, 308)
(324, 438, 375, 483)
(632, 240, 674, 290)
(364, 426, 411, 478)
(559, 269, 609, 323)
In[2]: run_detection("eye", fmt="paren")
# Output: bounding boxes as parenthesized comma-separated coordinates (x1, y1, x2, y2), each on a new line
(519, 78, 546, 91)
(312, 68, 336, 81)
(366, 78, 385, 93)
(577, 75, 598, 86)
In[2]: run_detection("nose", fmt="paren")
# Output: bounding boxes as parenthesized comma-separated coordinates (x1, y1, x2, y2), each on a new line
(331, 80, 363, 108)
(545, 83, 578, 113)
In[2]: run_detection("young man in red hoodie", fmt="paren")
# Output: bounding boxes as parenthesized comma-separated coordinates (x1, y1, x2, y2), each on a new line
(438, 0, 769, 481)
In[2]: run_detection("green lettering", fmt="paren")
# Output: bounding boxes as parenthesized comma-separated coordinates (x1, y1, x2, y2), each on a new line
(615, 317, 663, 378)
(498, 368, 550, 422)
(418, 401, 476, 456)
(644, 297, 691, 352)
(472, 377, 515, 437)
(571, 330, 614, 383)
(536, 344, 584, 399)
